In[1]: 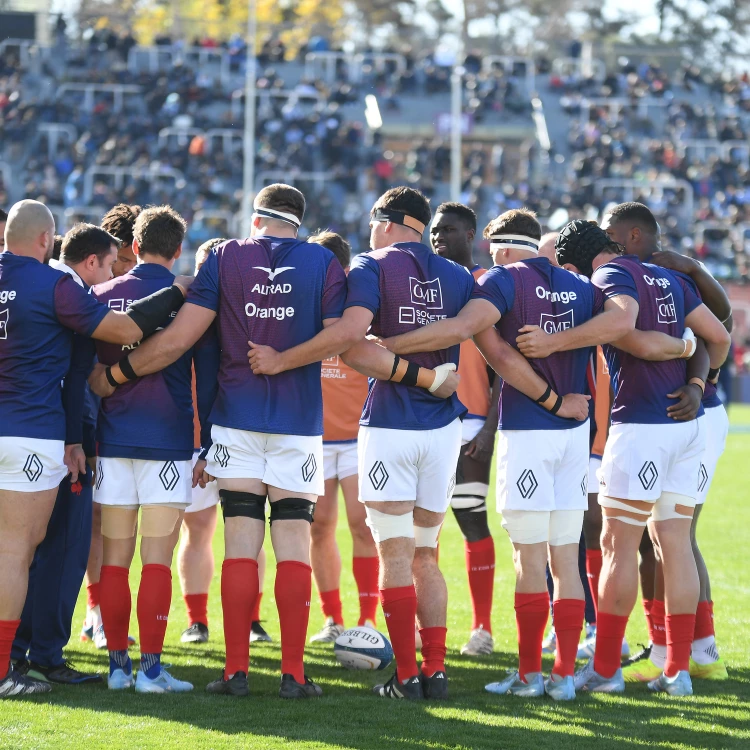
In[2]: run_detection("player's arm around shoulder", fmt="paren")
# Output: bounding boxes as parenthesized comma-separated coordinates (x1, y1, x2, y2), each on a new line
(685, 302, 731, 369)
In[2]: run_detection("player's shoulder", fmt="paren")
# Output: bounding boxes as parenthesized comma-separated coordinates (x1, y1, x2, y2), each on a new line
(91, 271, 131, 298)
(551, 263, 594, 290)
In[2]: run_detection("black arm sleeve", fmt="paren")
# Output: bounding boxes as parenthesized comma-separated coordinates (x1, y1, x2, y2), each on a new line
(126, 285, 185, 338)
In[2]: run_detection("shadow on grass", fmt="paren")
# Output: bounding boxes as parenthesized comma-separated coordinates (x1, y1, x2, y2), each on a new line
(16, 644, 750, 750)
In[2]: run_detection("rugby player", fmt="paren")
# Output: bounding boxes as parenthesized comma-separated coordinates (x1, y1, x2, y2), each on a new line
(0, 200, 185, 697)
(600, 202, 732, 681)
(378, 208, 632, 700)
(81, 203, 142, 649)
(430, 203, 500, 657)
(525, 220, 730, 696)
(90, 206, 195, 693)
(308, 231, 378, 642)
(88, 184, 453, 699)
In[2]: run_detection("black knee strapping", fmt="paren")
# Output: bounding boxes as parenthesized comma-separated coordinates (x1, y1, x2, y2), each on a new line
(220, 490, 266, 521)
(452, 505, 491, 542)
(269, 497, 316, 525)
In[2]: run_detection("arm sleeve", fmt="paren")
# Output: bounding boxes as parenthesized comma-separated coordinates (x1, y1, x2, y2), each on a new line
(193, 325, 220, 459)
(344, 254, 381, 315)
(186, 250, 220, 312)
(321, 257, 347, 320)
(61, 334, 97, 445)
(54, 275, 110, 336)
(471, 266, 515, 316)
(591, 263, 639, 302)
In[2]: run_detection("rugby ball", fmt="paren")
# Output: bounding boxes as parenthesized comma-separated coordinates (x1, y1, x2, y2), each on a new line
(334, 626, 393, 671)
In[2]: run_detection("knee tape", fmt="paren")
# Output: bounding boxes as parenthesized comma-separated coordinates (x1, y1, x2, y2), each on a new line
(501, 509, 549, 545)
(548, 510, 584, 547)
(365, 507, 414, 543)
(101, 506, 138, 539)
(140, 505, 181, 538)
(651, 492, 696, 522)
(450, 482, 489, 511)
(599, 496, 651, 527)
(269, 497, 316, 525)
(414, 524, 442, 548)
(220, 490, 266, 521)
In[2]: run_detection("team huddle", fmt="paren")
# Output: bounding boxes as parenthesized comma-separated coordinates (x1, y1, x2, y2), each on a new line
(0, 184, 732, 702)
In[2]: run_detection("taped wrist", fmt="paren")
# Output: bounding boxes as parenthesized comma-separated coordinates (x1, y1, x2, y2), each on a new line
(269, 497, 316, 524)
(220, 490, 266, 521)
(105, 366, 119, 388)
(400, 361, 420, 387)
(126, 285, 185, 338)
(549, 394, 564, 415)
(708, 367, 720, 383)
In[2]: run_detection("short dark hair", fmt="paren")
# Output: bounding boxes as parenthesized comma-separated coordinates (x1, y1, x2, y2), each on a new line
(0, 208, 7, 222)
(309, 230, 351, 269)
(605, 202, 659, 235)
(483, 208, 541, 240)
(52, 234, 64, 261)
(61, 224, 119, 265)
(435, 202, 477, 231)
(372, 187, 431, 230)
(256, 183, 306, 223)
(133, 206, 187, 260)
(101, 204, 142, 246)
(195, 237, 226, 272)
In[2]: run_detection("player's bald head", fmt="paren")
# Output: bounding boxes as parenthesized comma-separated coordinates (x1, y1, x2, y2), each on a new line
(538, 232, 559, 265)
(5, 200, 56, 262)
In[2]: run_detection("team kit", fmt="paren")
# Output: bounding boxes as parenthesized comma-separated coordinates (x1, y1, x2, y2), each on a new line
(0, 185, 732, 702)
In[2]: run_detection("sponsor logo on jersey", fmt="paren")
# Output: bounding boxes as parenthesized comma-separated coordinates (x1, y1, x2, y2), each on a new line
(245, 302, 295, 320)
(23, 454, 43, 483)
(0, 308, 8, 340)
(253, 266, 295, 282)
(535, 286, 577, 304)
(0, 290, 17, 304)
(159, 460, 180, 491)
(516, 469, 538, 499)
(301, 453, 318, 482)
(251, 282, 292, 295)
(638, 461, 658, 491)
(368, 460, 389, 491)
(540, 309, 575, 334)
(409, 277, 443, 309)
(656, 293, 677, 324)
(644, 275, 670, 288)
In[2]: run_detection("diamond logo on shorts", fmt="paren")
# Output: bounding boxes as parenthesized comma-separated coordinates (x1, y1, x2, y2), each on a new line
(95, 461, 104, 490)
(301, 454, 317, 483)
(638, 461, 659, 491)
(23, 454, 43, 482)
(159, 461, 180, 492)
(581, 475, 588, 497)
(516, 469, 538, 499)
(698, 463, 708, 493)
(214, 444, 230, 469)
(368, 461, 389, 491)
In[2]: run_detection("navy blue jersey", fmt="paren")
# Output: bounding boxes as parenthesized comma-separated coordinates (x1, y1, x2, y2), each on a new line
(592, 256, 703, 425)
(187, 236, 347, 436)
(472, 258, 604, 430)
(0, 251, 108, 441)
(345, 242, 474, 431)
(92, 263, 194, 461)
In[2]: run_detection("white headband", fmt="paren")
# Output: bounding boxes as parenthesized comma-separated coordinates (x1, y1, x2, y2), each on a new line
(489, 234, 540, 251)
(252, 202, 301, 229)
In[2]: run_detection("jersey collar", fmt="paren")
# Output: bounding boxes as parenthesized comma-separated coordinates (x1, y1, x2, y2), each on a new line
(131, 262, 174, 279)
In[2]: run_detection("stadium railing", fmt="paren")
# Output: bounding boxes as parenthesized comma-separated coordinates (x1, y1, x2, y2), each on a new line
(37, 124, 78, 161)
(127, 45, 232, 86)
(592, 177, 695, 222)
(552, 56, 607, 84)
(82, 165, 185, 204)
(55, 84, 143, 114)
(481, 56, 536, 95)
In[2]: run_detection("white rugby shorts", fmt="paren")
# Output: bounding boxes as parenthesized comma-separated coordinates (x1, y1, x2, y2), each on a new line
(598, 418, 706, 503)
(698, 405, 729, 505)
(185, 450, 219, 514)
(495, 420, 589, 512)
(589, 456, 602, 493)
(207, 425, 324, 496)
(461, 418, 485, 446)
(323, 441, 358, 482)
(501, 509, 584, 546)
(358, 418, 462, 513)
(94, 457, 192, 508)
(0, 437, 66, 493)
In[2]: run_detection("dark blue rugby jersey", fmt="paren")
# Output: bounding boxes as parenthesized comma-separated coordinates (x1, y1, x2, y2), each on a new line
(344, 242, 474, 431)
(0, 251, 108, 441)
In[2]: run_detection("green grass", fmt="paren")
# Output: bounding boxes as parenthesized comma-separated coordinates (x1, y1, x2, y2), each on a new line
(2, 408, 750, 749)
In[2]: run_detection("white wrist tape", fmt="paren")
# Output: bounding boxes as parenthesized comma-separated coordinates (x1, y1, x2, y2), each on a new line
(428, 363, 456, 393)
(681, 328, 696, 359)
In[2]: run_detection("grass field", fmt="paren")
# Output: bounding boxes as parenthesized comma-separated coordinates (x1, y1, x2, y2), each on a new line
(2, 408, 750, 749)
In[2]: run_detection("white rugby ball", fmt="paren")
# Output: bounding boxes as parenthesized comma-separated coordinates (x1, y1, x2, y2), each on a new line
(334, 626, 393, 671)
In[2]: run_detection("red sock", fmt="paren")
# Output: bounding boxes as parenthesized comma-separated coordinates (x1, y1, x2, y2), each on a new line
(222, 558, 258, 678)
(552, 599, 585, 677)
(184, 593, 209, 627)
(250, 591, 263, 622)
(420, 626, 447, 677)
(694, 600, 714, 640)
(665, 613, 696, 677)
(585, 549, 602, 622)
(642, 599, 655, 642)
(651, 599, 667, 648)
(276, 561, 312, 684)
(0, 620, 20, 678)
(381, 585, 418, 682)
(352, 556, 379, 626)
(137, 564, 172, 655)
(465, 537, 495, 633)
(319, 588, 343, 625)
(100, 565, 131, 652)
(593, 612, 629, 678)
(87, 582, 101, 610)
(514, 592, 549, 678)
